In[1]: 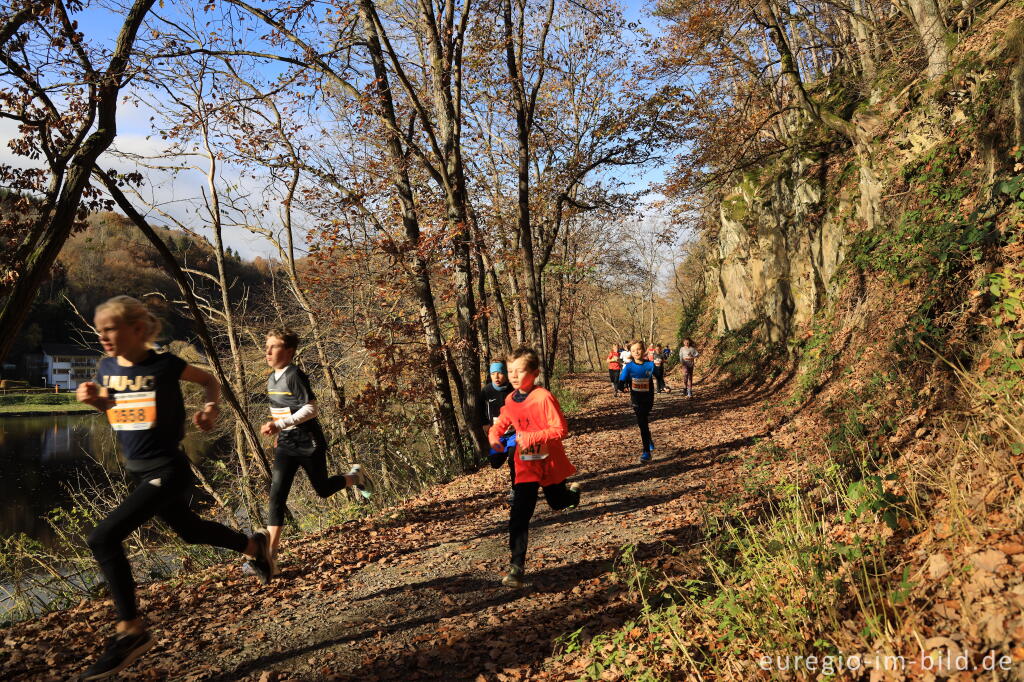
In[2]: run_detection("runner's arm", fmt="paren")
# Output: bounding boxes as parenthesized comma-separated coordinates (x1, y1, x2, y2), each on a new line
(274, 401, 318, 429)
(514, 394, 568, 452)
(181, 365, 220, 429)
(488, 411, 512, 450)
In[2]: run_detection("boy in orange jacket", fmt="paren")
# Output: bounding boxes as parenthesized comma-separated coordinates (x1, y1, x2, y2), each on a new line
(488, 347, 581, 587)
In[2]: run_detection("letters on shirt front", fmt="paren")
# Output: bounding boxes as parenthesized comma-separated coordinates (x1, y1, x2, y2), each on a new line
(102, 374, 155, 392)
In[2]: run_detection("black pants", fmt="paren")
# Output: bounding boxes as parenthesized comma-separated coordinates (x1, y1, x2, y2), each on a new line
(608, 369, 621, 393)
(87, 459, 248, 621)
(268, 439, 346, 526)
(631, 399, 654, 452)
(509, 480, 579, 569)
(653, 365, 665, 392)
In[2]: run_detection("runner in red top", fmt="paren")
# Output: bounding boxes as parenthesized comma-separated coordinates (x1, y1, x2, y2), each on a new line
(606, 344, 623, 395)
(488, 347, 580, 587)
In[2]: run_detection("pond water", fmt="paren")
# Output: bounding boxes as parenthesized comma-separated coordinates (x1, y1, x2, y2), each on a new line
(0, 413, 115, 547)
(0, 413, 214, 548)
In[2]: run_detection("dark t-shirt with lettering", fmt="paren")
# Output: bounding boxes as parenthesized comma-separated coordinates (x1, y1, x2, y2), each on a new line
(96, 351, 188, 472)
(267, 365, 325, 455)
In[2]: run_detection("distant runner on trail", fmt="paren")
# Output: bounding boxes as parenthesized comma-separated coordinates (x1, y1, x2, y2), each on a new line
(606, 344, 624, 395)
(652, 343, 668, 393)
(479, 360, 515, 493)
(262, 327, 365, 576)
(619, 340, 656, 463)
(488, 347, 580, 588)
(678, 338, 700, 398)
(76, 295, 273, 681)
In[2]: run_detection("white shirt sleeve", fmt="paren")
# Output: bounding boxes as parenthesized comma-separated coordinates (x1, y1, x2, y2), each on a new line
(274, 401, 318, 429)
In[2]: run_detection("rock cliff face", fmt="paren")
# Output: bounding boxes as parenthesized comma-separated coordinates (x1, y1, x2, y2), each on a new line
(712, 154, 853, 342)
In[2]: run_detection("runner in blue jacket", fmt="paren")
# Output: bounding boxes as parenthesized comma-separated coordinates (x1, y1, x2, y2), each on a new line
(619, 340, 656, 463)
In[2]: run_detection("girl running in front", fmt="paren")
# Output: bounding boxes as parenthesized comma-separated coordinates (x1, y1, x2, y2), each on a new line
(619, 340, 656, 463)
(678, 338, 700, 398)
(488, 347, 580, 587)
(77, 296, 273, 680)
(606, 344, 623, 395)
(263, 328, 364, 574)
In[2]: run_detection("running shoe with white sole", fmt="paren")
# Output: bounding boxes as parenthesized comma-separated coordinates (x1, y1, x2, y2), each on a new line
(348, 464, 372, 499)
(568, 482, 581, 508)
(501, 564, 525, 587)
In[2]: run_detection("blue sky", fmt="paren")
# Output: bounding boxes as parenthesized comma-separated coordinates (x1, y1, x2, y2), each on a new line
(3, 0, 677, 259)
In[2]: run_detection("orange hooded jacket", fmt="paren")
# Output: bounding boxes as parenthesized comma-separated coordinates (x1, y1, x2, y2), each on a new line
(487, 387, 575, 486)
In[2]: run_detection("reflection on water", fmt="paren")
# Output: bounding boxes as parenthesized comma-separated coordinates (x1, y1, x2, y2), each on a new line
(0, 413, 214, 547)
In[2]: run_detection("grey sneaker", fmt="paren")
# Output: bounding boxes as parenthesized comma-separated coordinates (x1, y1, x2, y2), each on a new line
(501, 564, 525, 587)
(348, 464, 372, 499)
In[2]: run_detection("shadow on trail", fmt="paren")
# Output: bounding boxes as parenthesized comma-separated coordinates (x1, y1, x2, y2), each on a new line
(205, 523, 704, 681)
(202, 556, 612, 680)
(353, 523, 705, 680)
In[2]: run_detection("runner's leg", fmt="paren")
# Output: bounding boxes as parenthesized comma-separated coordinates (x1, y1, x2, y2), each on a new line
(157, 470, 248, 553)
(267, 448, 301, 556)
(87, 472, 178, 623)
(542, 480, 580, 511)
(509, 481, 540, 569)
(299, 444, 347, 499)
(632, 402, 653, 452)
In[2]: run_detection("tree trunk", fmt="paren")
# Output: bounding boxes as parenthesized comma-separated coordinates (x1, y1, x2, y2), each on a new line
(904, 0, 950, 80)
(357, 0, 465, 464)
(0, 0, 157, 362)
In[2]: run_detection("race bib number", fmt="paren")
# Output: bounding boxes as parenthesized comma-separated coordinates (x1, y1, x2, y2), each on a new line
(518, 442, 550, 461)
(632, 377, 651, 392)
(270, 406, 297, 430)
(107, 391, 157, 431)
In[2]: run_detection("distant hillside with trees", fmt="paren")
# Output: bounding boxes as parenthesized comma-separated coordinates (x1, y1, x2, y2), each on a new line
(7, 211, 273, 377)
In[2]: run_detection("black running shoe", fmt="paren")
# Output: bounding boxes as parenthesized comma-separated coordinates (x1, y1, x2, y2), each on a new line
(248, 529, 273, 584)
(81, 630, 154, 680)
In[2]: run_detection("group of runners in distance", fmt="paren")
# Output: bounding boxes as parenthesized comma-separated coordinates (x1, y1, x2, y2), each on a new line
(72, 294, 700, 679)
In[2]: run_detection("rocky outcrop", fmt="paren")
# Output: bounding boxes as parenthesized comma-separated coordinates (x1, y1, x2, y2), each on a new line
(712, 154, 853, 342)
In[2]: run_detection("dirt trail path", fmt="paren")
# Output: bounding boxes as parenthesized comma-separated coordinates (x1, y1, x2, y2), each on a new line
(2, 372, 782, 681)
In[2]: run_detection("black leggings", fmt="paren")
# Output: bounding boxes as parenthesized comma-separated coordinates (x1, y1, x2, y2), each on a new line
(631, 400, 654, 452)
(653, 365, 665, 391)
(267, 442, 346, 526)
(509, 480, 579, 569)
(608, 369, 621, 392)
(87, 460, 248, 621)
